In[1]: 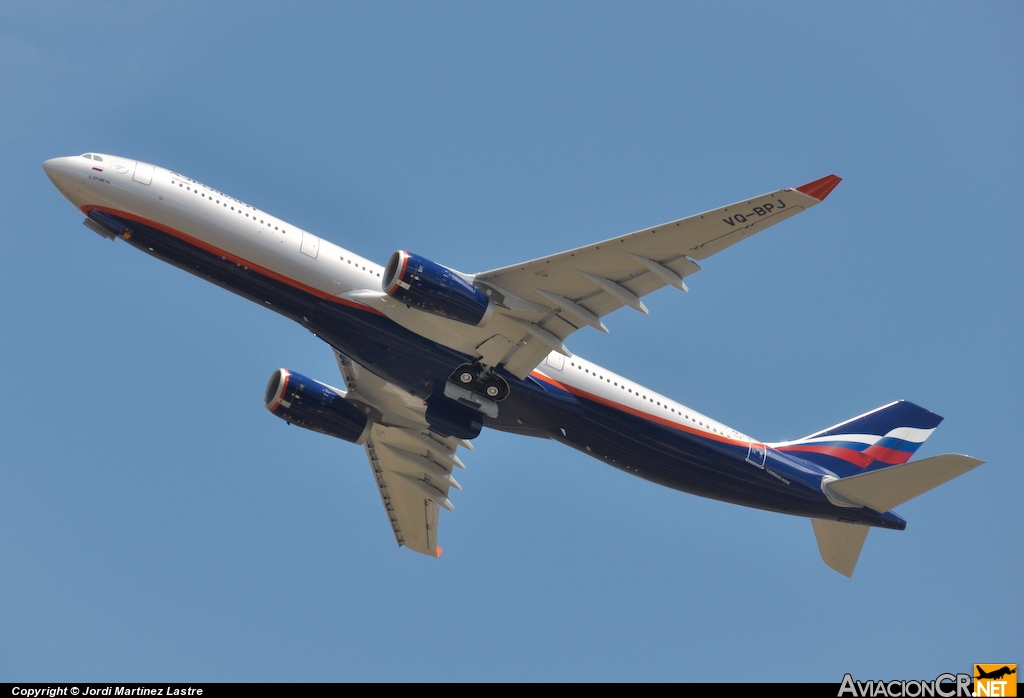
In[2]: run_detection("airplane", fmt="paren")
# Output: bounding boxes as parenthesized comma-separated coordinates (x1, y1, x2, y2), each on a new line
(43, 152, 983, 577)
(975, 667, 1017, 681)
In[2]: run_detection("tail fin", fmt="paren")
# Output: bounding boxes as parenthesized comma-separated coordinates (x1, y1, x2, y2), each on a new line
(813, 454, 984, 577)
(773, 400, 943, 477)
(811, 520, 869, 577)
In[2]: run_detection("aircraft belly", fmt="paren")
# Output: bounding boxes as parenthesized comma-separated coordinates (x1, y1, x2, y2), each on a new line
(553, 397, 900, 526)
(112, 213, 319, 322)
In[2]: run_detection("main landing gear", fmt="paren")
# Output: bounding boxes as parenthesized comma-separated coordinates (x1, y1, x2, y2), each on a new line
(449, 363, 510, 401)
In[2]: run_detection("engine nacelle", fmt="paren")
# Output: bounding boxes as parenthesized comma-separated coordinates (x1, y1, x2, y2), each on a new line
(264, 369, 370, 443)
(382, 250, 493, 326)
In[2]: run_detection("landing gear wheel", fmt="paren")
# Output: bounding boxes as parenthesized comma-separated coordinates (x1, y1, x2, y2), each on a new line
(481, 376, 510, 401)
(448, 363, 510, 401)
(451, 363, 482, 389)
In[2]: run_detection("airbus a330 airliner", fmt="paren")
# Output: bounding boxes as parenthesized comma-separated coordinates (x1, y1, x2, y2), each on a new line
(44, 153, 982, 576)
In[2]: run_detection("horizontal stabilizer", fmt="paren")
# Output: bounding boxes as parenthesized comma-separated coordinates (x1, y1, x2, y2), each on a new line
(812, 519, 869, 577)
(824, 454, 984, 513)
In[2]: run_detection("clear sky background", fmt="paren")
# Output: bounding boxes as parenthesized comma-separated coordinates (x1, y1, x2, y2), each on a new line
(1, 1, 1021, 682)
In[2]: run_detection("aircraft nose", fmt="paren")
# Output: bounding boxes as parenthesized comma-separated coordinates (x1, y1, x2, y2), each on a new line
(42, 157, 60, 179)
(44, 156, 94, 209)
(43, 156, 76, 188)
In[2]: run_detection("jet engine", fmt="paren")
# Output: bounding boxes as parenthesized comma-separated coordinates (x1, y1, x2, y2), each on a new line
(264, 368, 369, 443)
(382, 250, 493, 326)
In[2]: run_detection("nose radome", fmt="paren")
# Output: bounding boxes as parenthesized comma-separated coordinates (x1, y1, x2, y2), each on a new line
(43, 156, 76, 187)
(44, 156, 94, 209)
(42, 154, 78, 182)
(43, 157, 61, 179)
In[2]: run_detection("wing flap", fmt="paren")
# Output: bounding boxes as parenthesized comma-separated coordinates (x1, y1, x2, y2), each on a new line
(364, 422, 466, 557)
(334, 351, 467, 557)
(503, 337, 560, 378)
(474, 180, 835, 377)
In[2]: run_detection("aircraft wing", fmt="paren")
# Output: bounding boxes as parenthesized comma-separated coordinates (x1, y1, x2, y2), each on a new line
(475, 175, 841, 377)
(336, 351, 467, 557)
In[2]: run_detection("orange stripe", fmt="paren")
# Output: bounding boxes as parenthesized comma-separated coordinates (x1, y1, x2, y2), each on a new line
(529, 371, 747, 447)
(82, 205, 385, 317)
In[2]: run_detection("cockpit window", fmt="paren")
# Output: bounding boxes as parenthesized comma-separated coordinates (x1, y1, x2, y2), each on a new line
(92, 155, 103, 162)
(82, 154, 93, 159)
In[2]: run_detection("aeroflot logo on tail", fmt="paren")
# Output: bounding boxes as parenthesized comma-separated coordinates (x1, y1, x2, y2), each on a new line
(837, 666, 1018, 698)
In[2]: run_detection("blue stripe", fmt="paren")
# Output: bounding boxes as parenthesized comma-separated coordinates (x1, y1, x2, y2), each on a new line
(817, 401, 943, 437)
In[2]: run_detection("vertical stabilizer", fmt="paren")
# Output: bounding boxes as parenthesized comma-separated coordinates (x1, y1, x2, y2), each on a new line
(773, 400, 943, 477)
(811, 519, 869, 577)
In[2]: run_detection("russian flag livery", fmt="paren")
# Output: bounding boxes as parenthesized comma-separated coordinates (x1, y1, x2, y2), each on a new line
(772, 401, 943, 477)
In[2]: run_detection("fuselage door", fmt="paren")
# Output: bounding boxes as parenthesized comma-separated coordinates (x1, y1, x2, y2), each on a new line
(746, 439, 767, 469)
(132, 162, 154, 185)
(545, 352, 564, 371)
(300, 231, 320, 259)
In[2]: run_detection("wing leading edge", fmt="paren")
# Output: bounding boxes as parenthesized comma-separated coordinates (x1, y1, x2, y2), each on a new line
(475, 175, 841, 377)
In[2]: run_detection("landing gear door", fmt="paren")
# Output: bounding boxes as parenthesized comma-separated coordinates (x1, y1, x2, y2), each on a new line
(746, 439, 767, 469)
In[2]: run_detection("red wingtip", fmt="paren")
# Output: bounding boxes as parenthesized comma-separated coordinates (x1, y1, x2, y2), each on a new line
(796, 174, 842, 201)
(436, 547, 443, 557)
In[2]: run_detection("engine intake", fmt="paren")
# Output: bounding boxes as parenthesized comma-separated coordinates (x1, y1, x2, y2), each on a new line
(382, 250, 492, 326)
(264, 369, 370, 444)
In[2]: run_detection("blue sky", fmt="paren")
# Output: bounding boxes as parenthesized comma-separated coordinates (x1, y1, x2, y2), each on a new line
(1, 1, 1021, 682)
